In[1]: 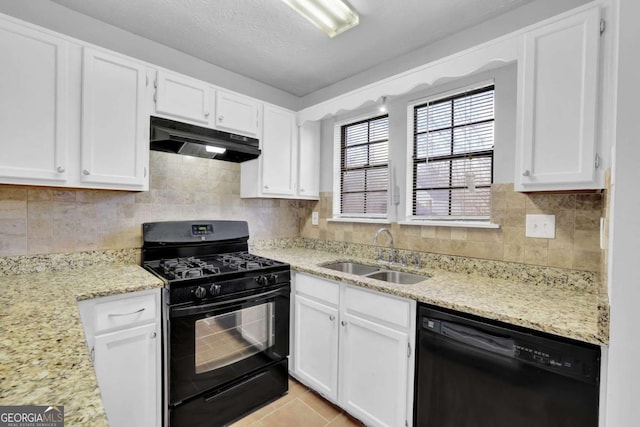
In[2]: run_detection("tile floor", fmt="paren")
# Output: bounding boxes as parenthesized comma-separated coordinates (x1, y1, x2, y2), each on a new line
(229, 378, 364, 427)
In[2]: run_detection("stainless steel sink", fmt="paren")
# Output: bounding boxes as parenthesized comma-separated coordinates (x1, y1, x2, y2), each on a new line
(321, 262, 380, 275)
(364, 270, 430, 285)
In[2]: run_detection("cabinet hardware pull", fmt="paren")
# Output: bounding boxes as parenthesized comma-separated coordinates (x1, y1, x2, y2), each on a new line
(264, 185, 269, 190)
(204, 112, 210, 117)
(56, 166, 65, 173)
(82, 169, 91, 176)
(150, 332, 157, 338)
(522, 170, 530, 177)
(341, 320, 347, 326)
(107, 307, 145, 317)
(329, 315, 335, 321)
(90, 347, 95, 362)
(218, 115, 224, 121)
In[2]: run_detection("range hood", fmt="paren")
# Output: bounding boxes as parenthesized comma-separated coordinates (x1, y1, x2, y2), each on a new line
(150, 116, 261, 162)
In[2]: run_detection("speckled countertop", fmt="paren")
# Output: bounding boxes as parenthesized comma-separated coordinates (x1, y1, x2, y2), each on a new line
(253, 247, 609, 346)
(0, 264, 164, 426)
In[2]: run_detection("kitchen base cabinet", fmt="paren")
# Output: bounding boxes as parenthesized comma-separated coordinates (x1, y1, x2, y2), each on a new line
(78, 288, 161, 427)
(94, 322, 158, 427)
(291, 272, 415, 427)
(294, 294, 339, 401)
(340, 313, 409, 427)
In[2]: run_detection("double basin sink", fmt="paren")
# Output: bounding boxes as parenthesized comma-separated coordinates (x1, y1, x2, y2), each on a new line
(321, 261, 430, 285)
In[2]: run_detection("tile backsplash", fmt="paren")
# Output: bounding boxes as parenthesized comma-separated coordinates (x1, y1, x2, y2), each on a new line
(0, 151, 312, 256)
(0, 154, 604, 276)
(299, 184, 604, 273)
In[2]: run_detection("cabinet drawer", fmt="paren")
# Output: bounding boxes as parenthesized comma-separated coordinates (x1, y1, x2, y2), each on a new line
(344, 285, 411, 330)
(95, 293, 157, 333)
(295, 272, 340, 306)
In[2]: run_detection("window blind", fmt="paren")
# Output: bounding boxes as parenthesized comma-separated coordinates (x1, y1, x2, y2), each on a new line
(412, 85, 494, 219)
(340, 115, 389, 215)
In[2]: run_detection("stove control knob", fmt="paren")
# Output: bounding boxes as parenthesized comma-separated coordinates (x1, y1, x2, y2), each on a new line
(256, 276, 268, 286)
(210, 284, 221, 296)
(193, 286, 207, 299)
(267, 274, 278, 285)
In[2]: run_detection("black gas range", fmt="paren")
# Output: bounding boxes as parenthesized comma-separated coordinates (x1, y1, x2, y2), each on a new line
(142, 220, 290, 427)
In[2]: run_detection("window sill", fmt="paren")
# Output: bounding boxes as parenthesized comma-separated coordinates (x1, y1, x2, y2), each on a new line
(328, 217, 392, 225)
(398, 220, 501, 229)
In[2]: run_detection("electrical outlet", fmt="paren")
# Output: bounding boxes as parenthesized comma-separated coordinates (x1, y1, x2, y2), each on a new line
(525, 214, 556, 239)
(311, 211, 319, 226)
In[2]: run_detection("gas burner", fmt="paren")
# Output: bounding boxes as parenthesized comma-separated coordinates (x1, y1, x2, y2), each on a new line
(160, 256, 220, 280)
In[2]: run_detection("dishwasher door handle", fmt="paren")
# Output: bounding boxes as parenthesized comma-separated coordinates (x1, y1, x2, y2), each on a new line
(424, 317, 516, 358)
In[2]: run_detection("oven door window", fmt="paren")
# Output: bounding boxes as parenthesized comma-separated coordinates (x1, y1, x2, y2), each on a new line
(195, 302, 275, 374)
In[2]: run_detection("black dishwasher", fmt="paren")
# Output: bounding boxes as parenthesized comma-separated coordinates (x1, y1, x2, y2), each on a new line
(414, 303, 600, 427)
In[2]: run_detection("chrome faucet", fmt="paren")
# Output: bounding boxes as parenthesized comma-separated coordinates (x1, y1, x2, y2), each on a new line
(373, 227, 395, 264)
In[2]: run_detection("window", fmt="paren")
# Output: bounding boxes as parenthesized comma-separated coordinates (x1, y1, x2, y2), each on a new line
(338, 115, 389, 217)
(411, 85, 494, 220)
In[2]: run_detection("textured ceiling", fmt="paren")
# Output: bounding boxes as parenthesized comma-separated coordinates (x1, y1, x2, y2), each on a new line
(50, 0, 533, 97)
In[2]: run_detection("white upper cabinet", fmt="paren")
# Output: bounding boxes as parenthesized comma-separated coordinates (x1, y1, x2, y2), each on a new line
(215, 89, 262, 138)
(515, 6, 601, 191)
(241, 112, 321, 200)
(81, 48, 148, 190)
(154, 69, 212, 126)
(297, 121, 321, 199)
(0, 19, 69, 184)
(261, 104, 297, 196)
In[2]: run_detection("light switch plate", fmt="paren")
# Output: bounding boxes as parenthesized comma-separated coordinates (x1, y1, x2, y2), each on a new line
(525, 214, 556, 239)
(311, 211, 319, 226)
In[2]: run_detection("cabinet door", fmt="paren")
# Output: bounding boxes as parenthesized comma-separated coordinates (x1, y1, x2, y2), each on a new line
(94, 322, 159, 427)
(154, 70, 211, 125)
(216, 90, 261, 137)
(298, 121, 321, 199)
(339, 312, 409, 427)
(261, 105, 296, 196)
(294, 295, 339, 401)
(0, 20, 69, 184)
(516, 7, 601, 191)
(81, 48, 148, 189)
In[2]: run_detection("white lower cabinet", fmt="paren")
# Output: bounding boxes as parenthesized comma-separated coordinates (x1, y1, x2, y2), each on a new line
(78, 288, 161, 427)
(294, 294, 340, 401)
(292, 272, 415, 427)
(94, 322, 159, 427)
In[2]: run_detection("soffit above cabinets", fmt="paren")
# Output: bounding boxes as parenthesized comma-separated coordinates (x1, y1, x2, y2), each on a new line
(49, 0, 533, 97)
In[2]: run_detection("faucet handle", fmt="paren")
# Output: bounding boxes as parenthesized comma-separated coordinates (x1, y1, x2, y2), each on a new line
(400, 253, 407, 267)
(410, 252, 420, 268)
(376, 248, 383, 261)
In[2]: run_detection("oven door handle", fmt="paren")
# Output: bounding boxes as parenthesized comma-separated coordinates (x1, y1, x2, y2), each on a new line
(170, 288, 286, 318)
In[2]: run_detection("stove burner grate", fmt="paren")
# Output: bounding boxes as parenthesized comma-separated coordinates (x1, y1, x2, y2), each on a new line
(160, 256, 220, 280)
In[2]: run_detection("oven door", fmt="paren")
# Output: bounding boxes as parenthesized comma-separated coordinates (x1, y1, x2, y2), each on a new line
(168, 284, 290, 405)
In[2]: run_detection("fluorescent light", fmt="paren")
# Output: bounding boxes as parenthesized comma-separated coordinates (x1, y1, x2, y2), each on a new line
(205, 145, 226, 154)
(282, 0, 359, 38)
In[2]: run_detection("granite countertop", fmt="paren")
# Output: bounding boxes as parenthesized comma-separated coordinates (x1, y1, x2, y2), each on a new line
(254, 247, 609, 345)
(0, 264, 164, 426)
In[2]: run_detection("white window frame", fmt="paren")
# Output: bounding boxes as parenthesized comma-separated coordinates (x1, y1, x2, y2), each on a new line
(332, 113, 390, 221)
(404, 80, 497, 226)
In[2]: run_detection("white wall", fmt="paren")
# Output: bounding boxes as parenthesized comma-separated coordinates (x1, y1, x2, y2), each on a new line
(605, 0, 640, 424)
(0, 0, 299, 110)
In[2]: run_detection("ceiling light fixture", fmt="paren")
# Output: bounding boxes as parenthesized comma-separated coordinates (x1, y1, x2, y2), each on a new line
(379, 96, 387, 113)
(281, 0, 359, 38)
